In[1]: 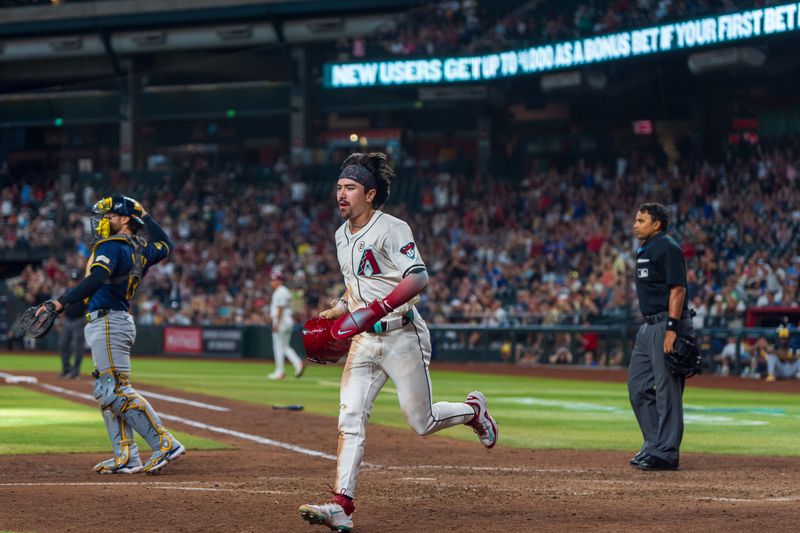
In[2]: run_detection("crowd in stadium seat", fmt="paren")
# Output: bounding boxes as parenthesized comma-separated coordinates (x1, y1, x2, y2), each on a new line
(3, 136, 800, 370)
(338, 0, 758, 60)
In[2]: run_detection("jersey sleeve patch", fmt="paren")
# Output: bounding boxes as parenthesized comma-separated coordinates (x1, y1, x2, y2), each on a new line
(95, 255, 111, 264)
(400, 242, 416, 260)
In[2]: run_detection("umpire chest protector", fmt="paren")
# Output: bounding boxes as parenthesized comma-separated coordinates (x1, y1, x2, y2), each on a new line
(88, 235, 148, 300)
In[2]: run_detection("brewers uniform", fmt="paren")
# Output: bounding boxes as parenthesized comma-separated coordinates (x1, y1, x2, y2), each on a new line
(269, 279, 304, 379)
(56, 196, 185, 474)
(332, 209, 480, 498)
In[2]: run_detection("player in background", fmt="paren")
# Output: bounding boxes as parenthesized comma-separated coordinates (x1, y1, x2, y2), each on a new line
(299, 153, 498, 532)
(267, 270, 305, 379)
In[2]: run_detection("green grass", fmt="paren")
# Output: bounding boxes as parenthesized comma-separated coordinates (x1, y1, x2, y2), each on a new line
(2, 352, 800, 456)
(0, 384, 227, 456)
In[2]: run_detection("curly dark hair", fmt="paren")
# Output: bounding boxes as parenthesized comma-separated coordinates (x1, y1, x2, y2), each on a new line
(638, 202, 669, 231)
(341, 152, 393, 209)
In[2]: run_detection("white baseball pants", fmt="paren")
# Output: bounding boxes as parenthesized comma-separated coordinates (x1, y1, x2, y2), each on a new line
(272, 325, 303, 375)
(335, 311, 474, 498)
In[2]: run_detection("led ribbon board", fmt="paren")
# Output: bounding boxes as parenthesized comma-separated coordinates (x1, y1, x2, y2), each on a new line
(325, 2, 800, 88)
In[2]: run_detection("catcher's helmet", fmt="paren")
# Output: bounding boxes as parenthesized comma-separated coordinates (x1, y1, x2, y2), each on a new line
(302, 317, 352, 363)
(91, 195, 144, 240)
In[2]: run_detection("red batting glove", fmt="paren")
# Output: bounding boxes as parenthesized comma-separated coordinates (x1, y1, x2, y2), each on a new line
(331, 299, 392, 340)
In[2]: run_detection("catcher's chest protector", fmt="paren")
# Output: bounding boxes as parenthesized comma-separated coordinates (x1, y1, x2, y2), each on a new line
(88, 235, 148, 299)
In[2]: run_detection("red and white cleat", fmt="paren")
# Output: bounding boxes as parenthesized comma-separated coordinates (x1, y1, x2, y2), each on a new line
(299, 494, 354, 532)
(465, 390, 498, 449)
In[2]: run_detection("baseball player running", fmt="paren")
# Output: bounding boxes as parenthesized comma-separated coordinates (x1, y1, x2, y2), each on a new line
(299, 153, 498, 532)
(37, 196, 185, 474)
(267, 270, 305, 379)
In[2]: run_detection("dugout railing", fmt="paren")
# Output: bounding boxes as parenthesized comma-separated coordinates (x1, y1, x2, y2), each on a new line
(427, 324, 798, 375)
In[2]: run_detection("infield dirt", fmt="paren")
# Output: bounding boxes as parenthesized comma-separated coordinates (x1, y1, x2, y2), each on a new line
(1, 368, 799, 532)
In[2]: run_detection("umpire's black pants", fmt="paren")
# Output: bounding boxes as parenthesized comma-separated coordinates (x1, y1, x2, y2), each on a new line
(627, 317, 692, 465)
(58, 316, 85, 376)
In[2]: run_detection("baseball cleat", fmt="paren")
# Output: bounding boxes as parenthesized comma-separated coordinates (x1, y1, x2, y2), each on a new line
(93, 456, 143, 474)
(299, 502, 353, 532)
(295, 362, 306, 378)
(268, 371, 285, 380)
(141, 440, 185, 475)
(465, 391, 498, 449)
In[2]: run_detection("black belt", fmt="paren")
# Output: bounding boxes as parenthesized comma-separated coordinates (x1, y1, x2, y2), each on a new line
(85, 308, 111, 323)
(644, 309, 695, 325)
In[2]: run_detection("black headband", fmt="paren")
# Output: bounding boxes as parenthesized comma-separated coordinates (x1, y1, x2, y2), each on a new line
(339, 164, 377, 190)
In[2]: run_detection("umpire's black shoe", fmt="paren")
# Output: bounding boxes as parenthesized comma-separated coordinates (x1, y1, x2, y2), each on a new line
(629, 452, 646, 467)
(633, 455, 678, 471)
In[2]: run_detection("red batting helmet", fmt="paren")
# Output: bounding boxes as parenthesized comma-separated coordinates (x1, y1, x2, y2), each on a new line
(301, 317, 352, 363)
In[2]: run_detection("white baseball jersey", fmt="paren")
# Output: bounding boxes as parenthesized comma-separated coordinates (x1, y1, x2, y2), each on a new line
(270, 285, 294, 328)
(331, 209, 476, 499)
(335, 210, 424, 315)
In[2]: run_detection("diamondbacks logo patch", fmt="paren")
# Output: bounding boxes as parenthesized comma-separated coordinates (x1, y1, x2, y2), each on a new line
(400, 242, 416, 260)
(357, 249, 382, 277)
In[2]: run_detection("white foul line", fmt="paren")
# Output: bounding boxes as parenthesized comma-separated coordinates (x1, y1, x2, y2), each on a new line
(39, 383, 229, 414)
(0, 481, 289, 495)
(34, 380, 339, 463)
(39, 382, 94, 401)
(0, 371, 38, 384)
(158, 412, 338, 462)
(19, 374, 598, 475)
(136, 389, 230, 412)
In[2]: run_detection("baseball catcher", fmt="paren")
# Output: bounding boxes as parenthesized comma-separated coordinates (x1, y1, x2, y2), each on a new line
(37, 195, 185, 475)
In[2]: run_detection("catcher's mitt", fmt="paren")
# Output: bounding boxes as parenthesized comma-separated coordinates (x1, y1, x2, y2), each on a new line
(11, 301, 59, 339)
(664, 335, 703, 378)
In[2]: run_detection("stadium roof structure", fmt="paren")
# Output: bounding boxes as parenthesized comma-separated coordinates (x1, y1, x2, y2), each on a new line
(0, 0, 417, 38)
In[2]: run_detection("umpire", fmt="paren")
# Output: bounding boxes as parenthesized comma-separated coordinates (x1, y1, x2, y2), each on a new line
(628, 202, 692, 471)
(58, 270, 87, 379)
